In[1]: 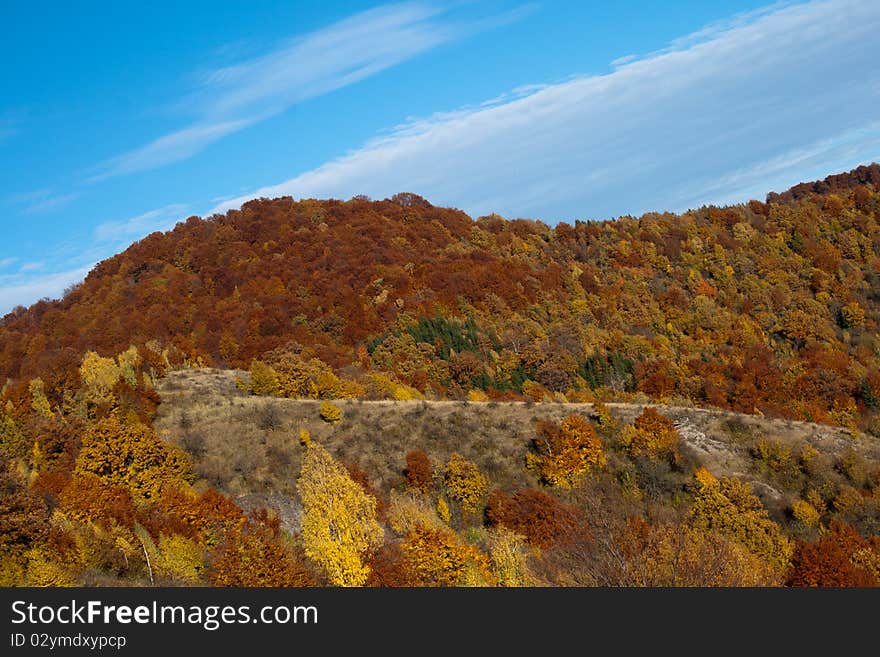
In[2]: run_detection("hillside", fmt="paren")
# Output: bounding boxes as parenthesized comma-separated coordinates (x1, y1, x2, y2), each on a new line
(147, 367, 880, 586)
(154, 368, 877, 529)
(1, 166, 880, 587)
(3, 173, 880, 432)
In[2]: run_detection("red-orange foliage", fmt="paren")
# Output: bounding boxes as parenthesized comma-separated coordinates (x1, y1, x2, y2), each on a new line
(208, 517, 315, 587)
(404, 450, 432, 493)
(787, 521, 880, 587)
(147, 486, 244, 545)
(0, 459, 50, 552)
(57, 474, 135, 529)
(365, 542, 420, 587)
(2, 168, 880, 587)
(486, 488, 582, 549)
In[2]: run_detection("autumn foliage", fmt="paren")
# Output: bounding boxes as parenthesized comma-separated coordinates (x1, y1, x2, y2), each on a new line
(527, 415, 605, 487)
(0, 168, 879, 587)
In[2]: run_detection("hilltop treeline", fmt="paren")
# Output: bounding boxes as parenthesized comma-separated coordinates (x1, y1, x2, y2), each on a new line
(0, 169, 879, 587)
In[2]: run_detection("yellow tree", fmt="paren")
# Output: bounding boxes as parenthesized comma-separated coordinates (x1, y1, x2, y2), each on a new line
(116, 346, 142, 388)
(443, 453, 489, 517)
(527, 415, 605, 487)
(621, 519, 778, 586)
(401, 527, 495, 586)
(28, 378, 53, 418)
(688, 474, 793, 574)
(75, 415, 192, 499)
(80, 351, 121, 404)
(319, 400, 343, 423)
(620, 407, 680, 460)
(297, 442, 383, 586)
(248, 361, 281, 396)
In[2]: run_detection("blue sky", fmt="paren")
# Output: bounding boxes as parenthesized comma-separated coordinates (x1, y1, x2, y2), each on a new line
(2, 0, 879, 314)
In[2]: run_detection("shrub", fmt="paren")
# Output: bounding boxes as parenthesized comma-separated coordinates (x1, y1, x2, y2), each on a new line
(404, 450, 432, 492)
(620, 407, 680, 461)
(443, 453, 489, 516)
(526, 414, 605, 487)
(319, 401, 343, 423)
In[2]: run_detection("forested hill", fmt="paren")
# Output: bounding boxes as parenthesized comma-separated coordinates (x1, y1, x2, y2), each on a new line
(3, 167, 880, 428)
(2, 167, 880, 589)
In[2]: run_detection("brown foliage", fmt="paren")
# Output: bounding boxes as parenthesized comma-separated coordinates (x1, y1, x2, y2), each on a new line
(787, 521, 880, 587)
(404, 450, 432, 493)
(485, 488, 581, 549)
(208, 521, 316, 587)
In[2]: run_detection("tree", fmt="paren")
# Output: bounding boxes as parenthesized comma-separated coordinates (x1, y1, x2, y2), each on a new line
(443, 453, 489, 517)
(209, 525, 314, 587)
(486, 488, 580, 548)
(79, 351, 121, 402)
(620, 407, 680, 461)
(297, 443, 383, 586)
(488, 527, 534, 587)
(319, 400, 342, 423)
(619, 518, 778, 586)
(75, 415, 192, 499)
(401, 527, 494, 586)
(28, 378, 53, 418)
(527, 415, 605, 487)
(689, 475, 793, 574)
(787, 520, 880, 587)
(404, 450, 432, 492)
(248, 361, 281, 396)
(0, 408, 28, 458)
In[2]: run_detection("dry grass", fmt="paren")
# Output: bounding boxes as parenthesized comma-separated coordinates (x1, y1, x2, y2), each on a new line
(154, 369, 880, 531)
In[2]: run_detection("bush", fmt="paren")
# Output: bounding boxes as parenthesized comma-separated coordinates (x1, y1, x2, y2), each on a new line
(257, 403, 282, 431)
(320, 401, 343, 423)
(404, 450, 432, 492)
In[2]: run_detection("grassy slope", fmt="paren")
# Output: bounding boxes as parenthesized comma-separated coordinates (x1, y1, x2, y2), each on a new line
(154, 368, 879, 535)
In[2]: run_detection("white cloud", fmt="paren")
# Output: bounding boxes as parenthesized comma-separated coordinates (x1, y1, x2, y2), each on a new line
(94, 203, 190, 242)
(6, 188, 79, 214)
(22, 192, 79, 214)
(88, 2, 519, 181)
(0, 265, 94, 314)
(0, 202, 191, 314)
(212, 0, 880, 221)
(87, 120, 254, 182)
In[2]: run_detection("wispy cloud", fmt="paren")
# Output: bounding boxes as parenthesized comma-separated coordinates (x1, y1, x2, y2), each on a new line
(94, 203, 190, 243)
(88, 2, 522, 181)
(0, 202, 191, 315)
(0, 265, 94, 314)
(23, 192, 79, 214)
(7, 188, 80, 214)
(212, 0, 880, 221)
(87, 120, 255, 182)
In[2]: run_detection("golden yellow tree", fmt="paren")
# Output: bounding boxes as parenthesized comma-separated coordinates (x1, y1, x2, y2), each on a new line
(297, 442, 383, 586)
(688, 475, 793, 574)
(401, 527, 494, 586)
(28, 378, 54, 418)
(80, 351, 121, 404)
(443, 453, 489, 516)
(319, 400, 343, 423)
(75, 415, 192, 499)
(248, 361, 281, 396)
(527, 415, 605, 487)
